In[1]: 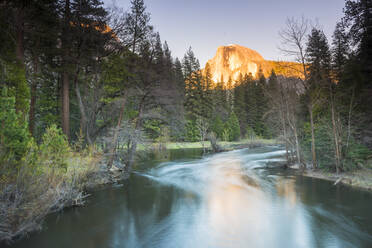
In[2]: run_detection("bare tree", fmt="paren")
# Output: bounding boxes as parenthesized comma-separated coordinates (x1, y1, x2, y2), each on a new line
(279, 17, 318, 169)
(279, 77, 302, 166)
(196, 117, 209, 154)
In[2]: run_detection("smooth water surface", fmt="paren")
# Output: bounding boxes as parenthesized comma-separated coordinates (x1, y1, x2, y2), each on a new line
(5, 147, 372, 248)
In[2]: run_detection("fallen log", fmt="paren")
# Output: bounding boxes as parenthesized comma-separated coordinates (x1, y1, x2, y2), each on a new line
(334, 177, 344, 186)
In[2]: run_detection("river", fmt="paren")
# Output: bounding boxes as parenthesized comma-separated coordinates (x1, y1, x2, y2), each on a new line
(5, 146, 372, 248)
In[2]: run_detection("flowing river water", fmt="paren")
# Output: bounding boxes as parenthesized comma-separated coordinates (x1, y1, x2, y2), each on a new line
(5, 146, 372, 248)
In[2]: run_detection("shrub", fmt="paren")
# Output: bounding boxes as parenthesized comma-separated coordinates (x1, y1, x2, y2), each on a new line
(184, 119, 200, 142)
(226, 112, 241, 141)
(0, 87, 31, 166)
(39, 125, 70, 171)
(210, 116, 224, 139)
(343, 141, 371, 170)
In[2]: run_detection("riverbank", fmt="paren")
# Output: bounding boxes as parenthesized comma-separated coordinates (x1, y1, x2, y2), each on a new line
(1, 139, 277, 243)
(163, 138, 280, 151)
(0, 147, 112, 243)
(301, 168, 372, 191)
(7, 145, 372, 248)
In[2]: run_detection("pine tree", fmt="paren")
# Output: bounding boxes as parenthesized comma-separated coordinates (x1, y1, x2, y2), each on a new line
(306, 28, 345, 172)
(201, 63, 213, 119)
(211, 116, 224, 139)
(183, 47, 203, 121)
(233, 76, 247, 135)
(307, 28, 332, 80)
(227, 111, 241, 141)
(153, 32, 164, 69)
(344, 0, 372, 78)
(0, 88, 31, 164)
(343, 0, 372, 150)
(123, 0, 153, 53)
(254, 70, 269, 137)
(244, 74, 257, 134)
(332, 21, 350, 81)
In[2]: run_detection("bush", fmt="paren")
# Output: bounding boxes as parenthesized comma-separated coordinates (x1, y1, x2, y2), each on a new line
(210, 116, 224, 139)
(343, 141, 371, 170)
(245, 126, 256, 140)
(0, 124, 100, 242)
(184, 119, 200, 142)
(222, 128, 230, 141)
(0, 87, 31, 165)
(301, 120, 336, 170)
(226, 112, 241, 141)
(39, 125, 70, 171)
(301, 117, 371, 171)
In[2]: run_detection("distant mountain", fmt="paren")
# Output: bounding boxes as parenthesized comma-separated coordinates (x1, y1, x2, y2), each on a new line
(202, 44, 302, 87)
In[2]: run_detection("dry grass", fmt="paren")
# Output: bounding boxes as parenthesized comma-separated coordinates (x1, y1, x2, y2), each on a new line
(0, 149, 103, 243)
(303, 168, 372, 191)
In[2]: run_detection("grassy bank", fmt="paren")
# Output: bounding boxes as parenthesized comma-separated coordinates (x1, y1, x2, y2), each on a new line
(302, 167, 372, 191)
(0, 148, 106, 243)
(164, 138, 279, 150)
(0, 124, 110, 243)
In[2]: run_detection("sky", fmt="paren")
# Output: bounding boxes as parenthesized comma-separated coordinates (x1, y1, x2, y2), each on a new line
(104, 0, 346, 66)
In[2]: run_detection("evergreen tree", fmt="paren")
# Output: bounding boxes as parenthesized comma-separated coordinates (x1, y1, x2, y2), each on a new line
(233, 76, 247, 135)
(210, 116, 224, 139)
(123, 0, 153, 53)
(254, 70, 269, 137)
(226, 111, 241, 141)
(344, 0, 372, 78)
(201, 63, 213, 120)
(306, 28, 346, 172)
(343, 0, 372, 149)
(332, 21, 350, 81)
(183, 47, 203, 121)
(307, 28, 332, 80)
(243, 74, 257, 134)
(0, 88, 31, 164)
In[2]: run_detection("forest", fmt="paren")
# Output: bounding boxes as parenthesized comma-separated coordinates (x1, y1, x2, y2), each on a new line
(0, 0, 371, 243)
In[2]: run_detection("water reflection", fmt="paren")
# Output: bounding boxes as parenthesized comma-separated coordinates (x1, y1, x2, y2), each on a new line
(276, 178, 297, 207)
(6, 147, 372, 248)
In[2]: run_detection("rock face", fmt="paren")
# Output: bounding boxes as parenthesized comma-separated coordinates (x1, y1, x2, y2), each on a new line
(203, 44, 301, 87)
(205, 44, 264, 83)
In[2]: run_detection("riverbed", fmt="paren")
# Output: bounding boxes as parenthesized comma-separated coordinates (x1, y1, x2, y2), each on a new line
(5, 146, 372, 248)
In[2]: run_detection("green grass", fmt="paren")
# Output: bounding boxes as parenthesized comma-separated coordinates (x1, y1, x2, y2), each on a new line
(165, 138, 279, 150)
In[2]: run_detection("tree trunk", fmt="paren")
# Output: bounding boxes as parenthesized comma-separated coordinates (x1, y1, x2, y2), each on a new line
(281, 107, 289, 164)
(279, 85, 289, 164)
(61, 72, 70, 138)
(293, 122, 301, 166)
(29, 57, 39, 136)
(61, 0, 71, 139)
(346, 86, 355, 150)
(309, 103, 317, 169)
(15, 8, 24, 64)
(107, 93, 127, 169)
(74, 70, 92, 145)
(330, 84, 341, 174)
(208, 133, 221, 153)
(284, 89, 301, 166)
(126, 101, 144, 172)
(126, 139, 137, 173)
(74, 63, 92, 145)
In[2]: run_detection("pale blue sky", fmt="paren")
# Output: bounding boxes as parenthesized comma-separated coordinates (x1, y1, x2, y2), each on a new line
(105, 0, 346, 66)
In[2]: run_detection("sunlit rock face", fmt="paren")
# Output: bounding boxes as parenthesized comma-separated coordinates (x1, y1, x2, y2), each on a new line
(205, 44, 263, 84)
(203, 44, 301, 88)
